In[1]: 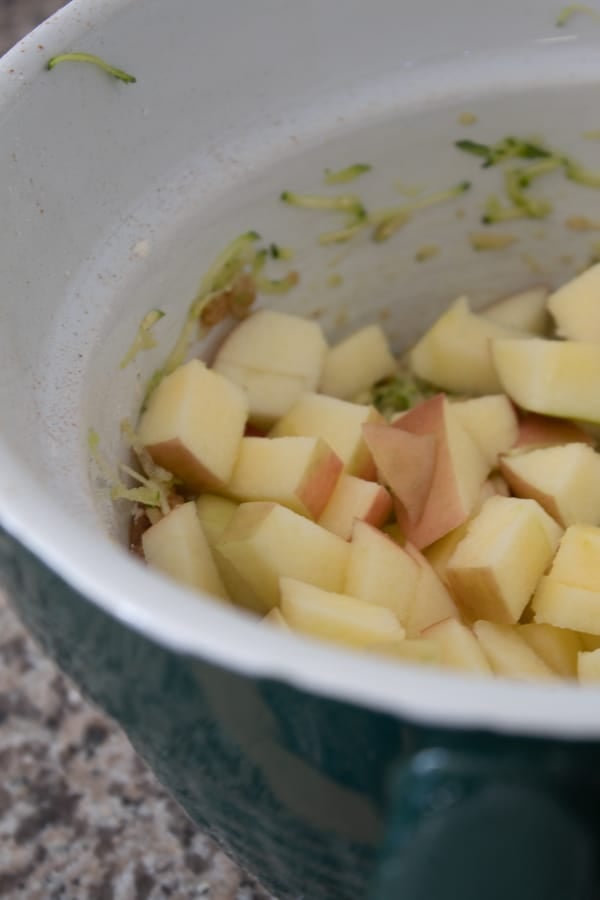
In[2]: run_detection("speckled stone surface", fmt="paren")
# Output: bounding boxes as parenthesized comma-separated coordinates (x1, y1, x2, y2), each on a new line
(0, 590, 274, 899)
(0, 4, 273, 897)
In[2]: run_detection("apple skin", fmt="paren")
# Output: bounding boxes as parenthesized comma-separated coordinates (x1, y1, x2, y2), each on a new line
(515, 412, 594, 450)
(362, 423, 436, 526)
(391, 394, 490, 548)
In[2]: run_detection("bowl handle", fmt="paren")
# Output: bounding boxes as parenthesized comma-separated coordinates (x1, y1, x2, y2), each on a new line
(369, 746, 599, 900)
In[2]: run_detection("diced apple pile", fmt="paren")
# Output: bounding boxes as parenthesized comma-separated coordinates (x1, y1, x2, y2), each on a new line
(133, 262, 600, 686)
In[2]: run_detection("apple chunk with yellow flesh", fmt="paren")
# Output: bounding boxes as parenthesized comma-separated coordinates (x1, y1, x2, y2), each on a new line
(142, 501, 229, 602)
(532, 525, 600, 634)
(491, 338, 600, 423)
(547, 262, 600, 342)
(344, 521, 421, 623)
(318, 474, 392, 540)
(392, 394, 490, 548)
(196, 494, 238, 546)
(473, 621, 557, 681)
(225, 436, 342, 519)
(279, 577, 405, 648)
(451, 395, 519, 468)
(212, 310, 327, 427)
(362, 423, 436, 527)
(422, 618, 492, 674)
(138, 359, 248, 492)
(262, 607, 291, 630)
(409, 296, 524, 395)
(446, 496, 563, 624)
(403, 545, 460, 636)
(216, 501, 350, 613)
(484, 285, 549, 335)
(518, 623, 582, 678)
(578, 649, 600, 683)
(500, 443, 600, 527)
(271, 392, 383, 478)
(319, 324, 397, 400)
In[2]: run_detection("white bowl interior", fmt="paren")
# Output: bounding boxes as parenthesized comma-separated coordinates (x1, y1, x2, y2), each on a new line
(3, 0, 600, 735)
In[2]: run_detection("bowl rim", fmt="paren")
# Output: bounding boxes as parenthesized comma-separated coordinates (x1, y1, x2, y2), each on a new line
(3, 0, 600, 742)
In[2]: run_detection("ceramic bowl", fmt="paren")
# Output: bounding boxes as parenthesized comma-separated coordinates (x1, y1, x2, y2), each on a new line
(2, 2, 600, 898)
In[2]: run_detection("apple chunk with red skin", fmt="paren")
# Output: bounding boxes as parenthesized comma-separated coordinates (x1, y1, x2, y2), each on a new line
(138, 359, 248, 493)
(446, 496, 563, 624)
(225, 436, 342, 519)
(271, 392, 383, 478)
(216, 501, 350, 613)
(514, 412, 594, 450)
(391, 394, 490, 548)
(318, 474, 392, 540)
(142, 501, 229, 602)
(362, 424, 436, 528)
(500, 442, 600, 527)
(212, 310, 328, 427)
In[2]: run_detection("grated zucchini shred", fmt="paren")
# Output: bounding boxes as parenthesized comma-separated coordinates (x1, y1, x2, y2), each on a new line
(47, 52, 136, 83)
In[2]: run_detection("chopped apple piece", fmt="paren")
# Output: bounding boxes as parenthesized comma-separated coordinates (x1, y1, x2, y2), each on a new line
(196, 494, 238, 546)
(544, 525, 600, 589)
(473, 621, 557, 680)
(547, 263, 600, 342)
(319, 324, 397, 400)
(452, 395, 519, 467)
(362, 423, 436, 526)
(226, 436, 342, 519)
(370, 638, 438, 665)
(213, 364, 309, 431)
(423, 618, 492, 674)
(518, 623, 582, 678)
(580, 633, 600, 652)
(533, 579, 600, 635)
(491, 338, 600, 423)
(271, 392, 383, 477)
(280, 577, 405, 648)
(578, 649, 600, 683)
(484, 286, 549, 335)
(138, 359, 248, 492)
(318, 473, 392, 540)
(262, 607, 291, 630)
(423, 478, 508, 583)
(142, 501, 228, 601)
(409, 296, 524, 395)
(404, 545, 460, 636)
(446, 496, 563, 624)
(393, 394, 490, 547)
(500, 443, 600, 527)
(515, 412, 594, 450)
(344, 521, 420, 623)
(217, 501, 350, 613)
(212, 310, 327, 426)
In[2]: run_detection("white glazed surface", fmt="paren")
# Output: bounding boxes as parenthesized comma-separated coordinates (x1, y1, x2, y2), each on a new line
(2, 0, 600, 737)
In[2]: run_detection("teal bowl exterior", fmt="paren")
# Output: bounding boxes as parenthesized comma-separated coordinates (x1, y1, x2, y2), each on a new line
(3, 522, 600, 900)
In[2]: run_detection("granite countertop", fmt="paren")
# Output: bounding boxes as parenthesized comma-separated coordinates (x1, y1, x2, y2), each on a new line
(0, 3, 273, 898)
